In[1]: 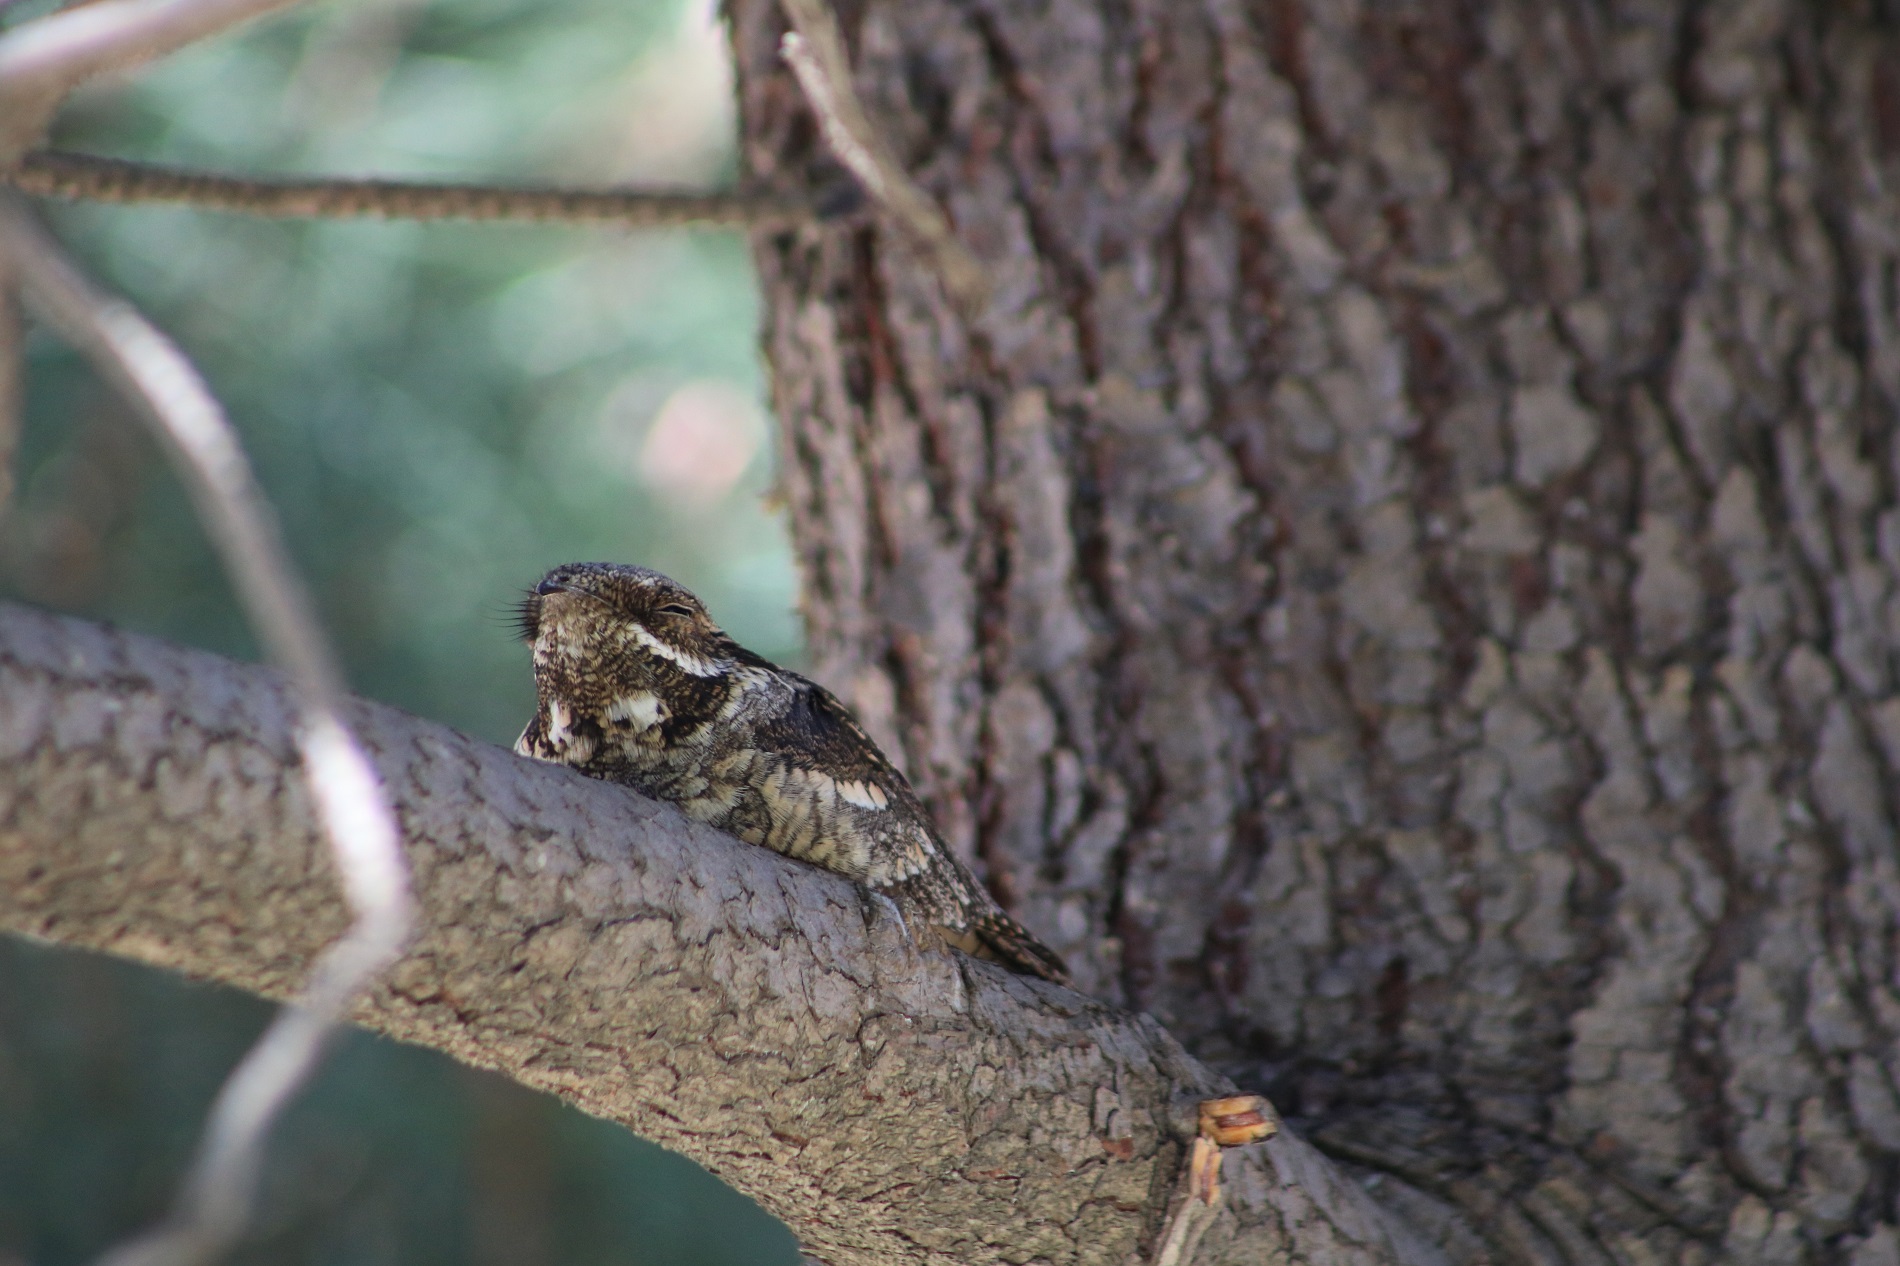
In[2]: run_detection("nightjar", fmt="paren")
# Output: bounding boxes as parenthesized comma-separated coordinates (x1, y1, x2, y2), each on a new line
(514, 561, 1070, 985)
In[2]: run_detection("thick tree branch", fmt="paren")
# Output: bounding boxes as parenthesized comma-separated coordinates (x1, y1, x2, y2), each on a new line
(4, 151, 818, 228)
(0, 603, 1441, 1266)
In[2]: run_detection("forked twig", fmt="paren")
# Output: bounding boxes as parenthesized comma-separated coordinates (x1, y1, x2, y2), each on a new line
(6, 150, 818, 228)
(0, 194, 414, 1266)
(776, 0, 989, 315)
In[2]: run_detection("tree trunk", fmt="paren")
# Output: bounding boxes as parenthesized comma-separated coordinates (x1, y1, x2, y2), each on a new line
(732, 0, 1900, 1260)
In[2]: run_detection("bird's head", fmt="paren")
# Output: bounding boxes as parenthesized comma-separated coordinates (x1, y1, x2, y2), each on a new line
(515, 562, 739, 764)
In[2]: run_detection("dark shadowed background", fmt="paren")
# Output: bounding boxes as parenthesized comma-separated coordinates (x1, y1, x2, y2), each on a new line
(0, 0, 802, 1259)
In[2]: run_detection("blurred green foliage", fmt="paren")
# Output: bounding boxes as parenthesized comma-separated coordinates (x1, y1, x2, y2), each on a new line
(0, 0, 804, 1260)
(4, 0, 799, 746)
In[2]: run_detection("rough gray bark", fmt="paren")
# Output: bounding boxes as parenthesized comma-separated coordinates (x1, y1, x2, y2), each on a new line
(0, 601, 1434, 1266)
(733, 0, 1900, 1261)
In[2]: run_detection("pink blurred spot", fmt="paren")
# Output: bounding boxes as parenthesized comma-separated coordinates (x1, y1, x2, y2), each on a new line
(638, 379, 764, 506)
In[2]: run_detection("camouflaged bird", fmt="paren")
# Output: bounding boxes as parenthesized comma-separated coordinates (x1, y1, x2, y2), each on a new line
(514, 561, 1070, 985)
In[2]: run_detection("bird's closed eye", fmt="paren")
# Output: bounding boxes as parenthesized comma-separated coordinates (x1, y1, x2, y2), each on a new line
(656, 603, 696, 618)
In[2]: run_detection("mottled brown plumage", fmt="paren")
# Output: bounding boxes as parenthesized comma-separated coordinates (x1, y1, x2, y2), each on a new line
(514, 561, 1070, 985)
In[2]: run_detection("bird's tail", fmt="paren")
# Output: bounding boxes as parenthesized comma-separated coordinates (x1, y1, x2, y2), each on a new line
(971, 911, 1072, 986)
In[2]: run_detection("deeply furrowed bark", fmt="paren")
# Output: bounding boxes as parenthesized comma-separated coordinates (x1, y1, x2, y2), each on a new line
(0, 602, 1432, 1266)
(733, 0, 1900, 1260)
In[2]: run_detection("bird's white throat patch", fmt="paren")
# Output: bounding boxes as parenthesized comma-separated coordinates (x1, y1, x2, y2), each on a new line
(607, 691, 666, 731)
(545, 697, 572, 742)
(539, 697, 596, 763)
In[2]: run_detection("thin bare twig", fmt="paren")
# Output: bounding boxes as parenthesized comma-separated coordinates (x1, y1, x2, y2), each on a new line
(6, 150, 819, 227)
(1146, 1097, 1278, 1265)
(776, 0, 989, 315)
(1150, 1139, 1225, 1266)
(0, 193, 413, 1266)
(0, 0, 307, 161)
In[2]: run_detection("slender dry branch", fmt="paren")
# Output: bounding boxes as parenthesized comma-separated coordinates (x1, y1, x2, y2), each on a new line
(5, 151, 819, 228)
(1150, 1143, 1224, 1266)
(0, 604, 1442, 1266)
(776, 0, 988, 314)
(0, 0, 308, 161)
(0, 196, 412, 1266)
(0, 199, 344, 698)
